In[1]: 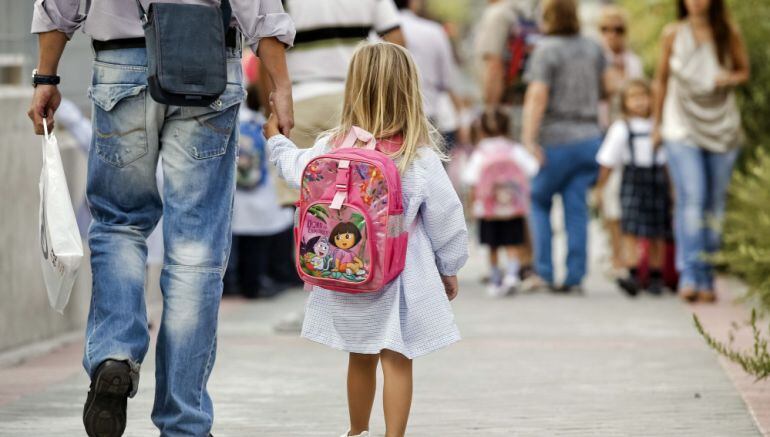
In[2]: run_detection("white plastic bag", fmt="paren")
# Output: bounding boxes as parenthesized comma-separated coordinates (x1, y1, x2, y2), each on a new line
(39, 119, 84, 313)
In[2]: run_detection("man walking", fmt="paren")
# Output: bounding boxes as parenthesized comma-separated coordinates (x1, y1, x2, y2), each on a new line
(28, 1, 295, 435)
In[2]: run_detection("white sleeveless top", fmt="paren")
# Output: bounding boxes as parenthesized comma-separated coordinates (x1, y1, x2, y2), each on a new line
(662, 23, 743, 152)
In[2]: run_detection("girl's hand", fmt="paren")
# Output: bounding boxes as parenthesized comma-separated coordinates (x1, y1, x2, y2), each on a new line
(526, 143, 546, 166)
(441, 275, 459, 301)
(591, 187, 604, 213)
(651, 126, 663, 149)
(264, 111, 281, 140)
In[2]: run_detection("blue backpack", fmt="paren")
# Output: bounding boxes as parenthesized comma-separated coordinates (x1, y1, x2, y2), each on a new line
(236, 119, 268, 190)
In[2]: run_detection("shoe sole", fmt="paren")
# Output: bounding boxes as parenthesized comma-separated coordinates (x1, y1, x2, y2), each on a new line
(83, 363, 131, 437)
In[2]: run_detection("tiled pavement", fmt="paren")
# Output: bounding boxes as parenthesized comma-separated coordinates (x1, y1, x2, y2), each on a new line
(0, 238, 764, 436)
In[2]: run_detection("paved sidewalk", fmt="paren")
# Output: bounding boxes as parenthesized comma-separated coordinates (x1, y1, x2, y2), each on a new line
(0, 242, 762, 436)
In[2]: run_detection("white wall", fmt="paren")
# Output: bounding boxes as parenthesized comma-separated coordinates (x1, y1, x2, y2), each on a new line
(0, 88, 92, 352)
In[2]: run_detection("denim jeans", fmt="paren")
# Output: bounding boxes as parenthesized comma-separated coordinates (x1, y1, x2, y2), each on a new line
(665, 141, 739, 291)
(530, 137, 601, 286)
(83, 46, 244, 436)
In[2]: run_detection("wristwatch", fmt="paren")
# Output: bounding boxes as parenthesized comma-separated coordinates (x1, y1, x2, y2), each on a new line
(31, 69, 61, 87)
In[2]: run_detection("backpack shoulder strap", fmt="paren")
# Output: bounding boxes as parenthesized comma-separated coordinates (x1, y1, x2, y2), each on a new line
(625, 119, 638, 167)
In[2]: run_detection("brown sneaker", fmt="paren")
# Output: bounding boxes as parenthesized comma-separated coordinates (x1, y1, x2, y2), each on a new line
(679, 287, 698, 303)
(698, 291, 717, 303)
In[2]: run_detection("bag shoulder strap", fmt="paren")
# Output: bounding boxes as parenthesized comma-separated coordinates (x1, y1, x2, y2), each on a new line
(338, 126, 377, 151)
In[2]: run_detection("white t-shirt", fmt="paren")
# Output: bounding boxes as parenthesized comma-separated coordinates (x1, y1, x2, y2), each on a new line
(462, 136, 540, 186)
(284, 0, 401, 101)
(399, 10, 456, 120)
(596, 118, 665, 168)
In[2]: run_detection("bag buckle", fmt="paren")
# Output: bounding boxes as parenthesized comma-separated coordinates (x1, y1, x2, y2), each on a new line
(331, 160, 351, 210)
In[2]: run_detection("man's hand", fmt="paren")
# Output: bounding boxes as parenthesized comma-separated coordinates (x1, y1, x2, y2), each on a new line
(441, 275, 459, 301)
(269, 88, 294, 137)
(28, 85, 61, 135)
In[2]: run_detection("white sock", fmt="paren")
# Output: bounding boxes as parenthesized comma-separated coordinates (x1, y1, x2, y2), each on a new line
(490, 266, 503, 285)
(507, 259, 521, 277)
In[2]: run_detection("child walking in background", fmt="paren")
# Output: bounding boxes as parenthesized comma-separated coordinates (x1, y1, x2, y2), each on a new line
(595, 80, 672, 296)
(264, 42, 468, 437)
(225, 83, 297, 299)
(463, 110, 539, 296)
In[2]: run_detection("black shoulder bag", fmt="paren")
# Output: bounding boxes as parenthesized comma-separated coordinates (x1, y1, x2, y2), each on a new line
(134, 0, 232, 107)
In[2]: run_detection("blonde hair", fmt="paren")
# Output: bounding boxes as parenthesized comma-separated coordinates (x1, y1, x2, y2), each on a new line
(541, 0, 581, 36)
(329, 42, 444, 172)
(620, 79, 653, 118)
(598, 5, 629, 28)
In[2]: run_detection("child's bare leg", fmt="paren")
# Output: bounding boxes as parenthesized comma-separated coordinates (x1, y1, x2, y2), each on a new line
(648, 239, 665, 270)
(621, 234, 640, 269)
(617, 234, 642, 296)
(647, 238, 667, 293)
(348, 353, 379, 435)
(607, 219, 624, 269)
(380, 349, 413, 437)
(504, 245, 522, 262)
(489, 246, 499, 269)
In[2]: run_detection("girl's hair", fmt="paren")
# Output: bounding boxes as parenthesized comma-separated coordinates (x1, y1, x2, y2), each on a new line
(479, 109, 510, 138)
(677, 0, 734, 65)
(620, 79, 653, 118)
(541, 0, 581, 36)
(329, 42, 444, 172)
(598, 5, 629, 28)
(330, 222, 362, 248)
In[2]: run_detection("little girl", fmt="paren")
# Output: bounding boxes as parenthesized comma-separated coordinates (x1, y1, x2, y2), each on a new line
(595, 79, 672, 296)
(462, 109, 539, 296)
(264, 43, 469, 437)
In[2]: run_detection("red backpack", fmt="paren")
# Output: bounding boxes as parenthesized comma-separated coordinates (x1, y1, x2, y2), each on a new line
(503, 16, 541, 104)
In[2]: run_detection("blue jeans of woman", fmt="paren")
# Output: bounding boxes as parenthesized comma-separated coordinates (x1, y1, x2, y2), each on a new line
(529, 137, 601, 286)
(84, 46, 244, 435)
(665, 141, 739, 292)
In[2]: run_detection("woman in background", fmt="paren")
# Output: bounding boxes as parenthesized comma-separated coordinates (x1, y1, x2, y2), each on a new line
(521, 0, 610, 293)
(653, 0, 749, 303)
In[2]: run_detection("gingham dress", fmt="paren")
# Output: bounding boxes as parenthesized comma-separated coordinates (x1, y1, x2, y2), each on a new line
(267, 134, 468, 358)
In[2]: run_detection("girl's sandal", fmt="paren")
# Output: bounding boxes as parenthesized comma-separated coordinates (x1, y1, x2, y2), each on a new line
(679, 287, 698, 303)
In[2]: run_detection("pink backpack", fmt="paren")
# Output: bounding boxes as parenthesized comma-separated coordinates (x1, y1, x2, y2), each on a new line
(474, 142, 530, 219)
(295, 127, 408, 294)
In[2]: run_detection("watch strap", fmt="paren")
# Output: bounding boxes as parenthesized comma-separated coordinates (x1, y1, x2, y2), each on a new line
(32, 73, 60, 86)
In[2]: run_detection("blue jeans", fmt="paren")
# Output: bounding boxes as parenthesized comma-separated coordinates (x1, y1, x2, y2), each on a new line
(530, 137, 601, 286)
(83, 46, 244, 436)
(665, 141, 739, 291)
